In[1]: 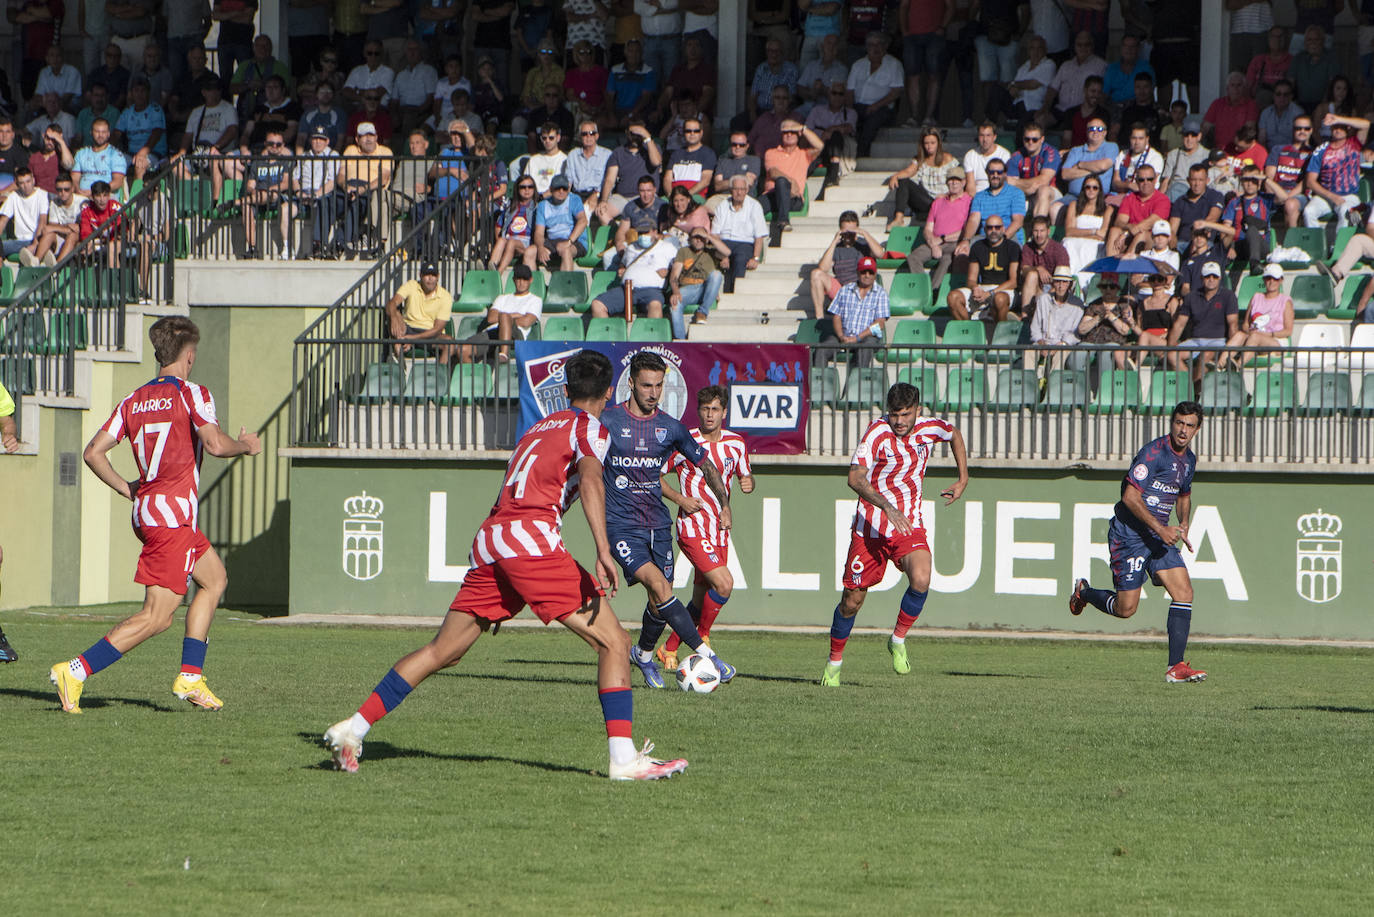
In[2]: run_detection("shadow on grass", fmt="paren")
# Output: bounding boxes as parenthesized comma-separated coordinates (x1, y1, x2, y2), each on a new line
(0, 686, 178, 713)
(504, 657, 817, 685)
(436, 670, 593, 687)
(504, 657, 596, 668)
(1252, 704, 1374, 714)
(295, 732, 596, 776)
(942, 671, 1046, 679)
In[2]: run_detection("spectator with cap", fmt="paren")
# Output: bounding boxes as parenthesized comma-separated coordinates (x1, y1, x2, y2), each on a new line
(525, 173, 589, 272)
(588, 225, 677, 323)
(1264, 115, 1314, 229)
(709, 132, 761, 210)
(338, 121, 394, 254)
(385, 261, 455, 363)
(459, 262, 544, 363)
(905, 165, 971, 292)
(606, 38, 658, 130)
(948, 214, 1021, 324)
(1303, 114, 1368, 231)
(1167, 260, 1238, 387)
(712, 174, 768, 293)
(668, 226, 730, 336)
(1143, 218, 1180, 276)
(595, 121, 662, 223)
(1225, 261, 1293, 368)
(294, 126, 343, 258)
(1029, 266, 1084, 369)
(1019, 214, 1070, 308)
(818, 255, 889, 368)
(846, 31, 903, 159)
(607, 174, 664, 269)
(762, 119, 820, 235)
(809, 210, 880, 321)
(1106, 160, 1169, 256)
(1160, 117, 1208, 201)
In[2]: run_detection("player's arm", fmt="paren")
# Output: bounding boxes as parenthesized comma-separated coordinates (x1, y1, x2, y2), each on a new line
(0, 413, 17, 452)
(738, 472, 755, 494)
(659, 473, 703, 513)
(940, 427, 970, 504)
(1121, 482, 1187, 546)
(847, 464, 913, 535)
(696, 459, 731, 531)
(576, 455, 618, 595)
(82, 430, 137, 500)
(197, 423, 263, 458)
(1175, 491, 1192, 549)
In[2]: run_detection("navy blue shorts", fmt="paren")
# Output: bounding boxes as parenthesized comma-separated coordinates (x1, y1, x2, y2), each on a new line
(1107, 517, 1186, 592)
(609, 526, 674, 583)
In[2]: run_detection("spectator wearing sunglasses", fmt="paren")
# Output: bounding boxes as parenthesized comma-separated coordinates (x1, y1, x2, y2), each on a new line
(566, 119, 611, 211)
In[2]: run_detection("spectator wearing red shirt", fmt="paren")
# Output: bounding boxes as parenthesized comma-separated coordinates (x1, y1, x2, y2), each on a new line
(1107, 162, 1170, 255)
(1203, 72, 1259, 150)
(77, 180, 124, 266)
(1245, 25, 1292, 101)
(344, 91, 394, 145)
(12, 0, 63, 100)
(1223, 123, 1268, 176)
(1019, 215, 1071, 305)
(564, 41, 610, 121)
(655, 36, 716, 121)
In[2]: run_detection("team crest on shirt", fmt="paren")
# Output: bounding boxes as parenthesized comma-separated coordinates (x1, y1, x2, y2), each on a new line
(655, 427, 667, 444)
(1132, 464, 1148, 481)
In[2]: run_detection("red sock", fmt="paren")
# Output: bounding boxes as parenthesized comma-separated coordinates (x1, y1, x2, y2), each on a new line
(828, 637, 847, 663)
(894, 611, 919, 639)
(698, 593, 724, 637)
(358, 692, 388, 725)
(663, 632, 680, 653)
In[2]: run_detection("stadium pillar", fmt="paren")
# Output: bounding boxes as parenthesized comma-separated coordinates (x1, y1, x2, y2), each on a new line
(1199, 3, 1225, 114)
(718, 0, 748, 126)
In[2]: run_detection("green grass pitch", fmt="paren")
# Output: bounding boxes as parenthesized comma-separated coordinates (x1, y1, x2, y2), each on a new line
(3, 612, 1371, 915)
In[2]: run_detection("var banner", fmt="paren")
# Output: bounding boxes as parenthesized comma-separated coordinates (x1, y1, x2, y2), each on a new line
(514, 341, 811, 454)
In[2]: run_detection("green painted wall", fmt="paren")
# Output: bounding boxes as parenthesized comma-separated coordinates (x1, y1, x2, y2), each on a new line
(0, 409, 57, 609)
(288, 460, 1374, 640)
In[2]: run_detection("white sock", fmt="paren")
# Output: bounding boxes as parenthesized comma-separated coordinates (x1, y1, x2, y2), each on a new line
(891, 635, 906, 645)
(68, 658, 88, 682)
(349, 712, 372, 739)
(179, 672, 203, 683)
(609, 736, 637, 765)
(827, 658, 842, 667)
(633, 647, 654, 663)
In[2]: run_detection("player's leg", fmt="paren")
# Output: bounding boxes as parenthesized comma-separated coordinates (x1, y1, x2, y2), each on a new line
(1153, 564, 1204, 682)
(887, 544, 932, 675)
(50, 585, 182, 714)
(824, 530, 885, 685)
(695, 564, 733, 640)
(173, 536, 228, 709)
(1070, 522, 1146, 619)
(562, 596, 687, 780)
(630, 562, 734, 685)
(662, 535, 732, 665)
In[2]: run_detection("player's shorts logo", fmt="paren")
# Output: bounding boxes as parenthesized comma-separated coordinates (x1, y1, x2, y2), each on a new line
(1132, 463, 1148, 481)
(1296, 509, 1342, 603)
(342, 492, 384, 581)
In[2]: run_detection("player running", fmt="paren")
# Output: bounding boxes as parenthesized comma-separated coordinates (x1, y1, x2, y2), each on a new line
(823, 382, 968, 687)
(1070, 401, 1207, 683)
(656, 385, 756, 672)
(50, 317, 262, 714)
(322, 350, 687, 780)
(602, 351, 737, 689)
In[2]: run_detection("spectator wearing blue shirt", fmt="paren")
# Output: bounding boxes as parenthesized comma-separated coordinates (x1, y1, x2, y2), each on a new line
(607, 39, 658, 129)
(564, 118, 612, 212)
(747, 39, 800, 123)
(430, 131, 467, 200)
(1102, 35, 1155, 106)
(1302, 117, 1368, 229)
(1005, 124, 1063, 218)
(71, 120, 128, 196)
(1058, 116, 1118, 217)
(524, 175, 588, 271)
(818, 255, 889, 368)
(115, 80, 167, 181)
(955, 160, 1027, 257)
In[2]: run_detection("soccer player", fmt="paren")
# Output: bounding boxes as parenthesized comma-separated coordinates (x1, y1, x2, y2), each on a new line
(822, 382, 968, 687)
(50, 317, 262, 714)
(1070, 401, 1207, 683)
(656, 385, 756, 672)
(602, 351, 737, 689)
(322, 350, 688, 780)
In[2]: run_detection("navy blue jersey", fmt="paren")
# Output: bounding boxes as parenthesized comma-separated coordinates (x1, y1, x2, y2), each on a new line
(1114, 435, 1196, 535)
(601, 402, 707, 531)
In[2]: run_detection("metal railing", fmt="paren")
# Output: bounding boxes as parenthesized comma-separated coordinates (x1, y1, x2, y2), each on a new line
(292, 165, 496, 449)
(0, 167, 179, 436)
(170, 151, 498, 262)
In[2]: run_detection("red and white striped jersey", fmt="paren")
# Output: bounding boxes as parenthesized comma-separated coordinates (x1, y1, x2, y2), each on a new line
(849, 416, 956, 537)
(666, 428, 752, 546)
(101, 376, 217, 529)
(469, 408, 611, 565)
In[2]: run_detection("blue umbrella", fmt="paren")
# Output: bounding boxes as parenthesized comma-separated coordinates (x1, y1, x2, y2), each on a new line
(1084, 256, 1167, 274)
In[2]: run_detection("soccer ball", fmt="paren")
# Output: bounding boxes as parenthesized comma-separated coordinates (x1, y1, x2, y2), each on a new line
(675, 654, 721, 693)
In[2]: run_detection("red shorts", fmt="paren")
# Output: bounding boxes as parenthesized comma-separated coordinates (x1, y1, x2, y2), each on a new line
(134, 525, 211, 594)
(826, 276, 842, 299)
(680, 531, 729, 581)
(450, 551, 604, 624)
(843, 528, 929, 590)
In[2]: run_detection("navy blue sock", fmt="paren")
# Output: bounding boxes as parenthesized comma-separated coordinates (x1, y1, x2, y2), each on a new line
(829, 604, 856, 661)
(685, 601, 701, 626)
(1166, 603, 1192, 666)
(656, 597, 709, 653)
(637, 602, 668, 653)
(1083, 585, 1124, 617)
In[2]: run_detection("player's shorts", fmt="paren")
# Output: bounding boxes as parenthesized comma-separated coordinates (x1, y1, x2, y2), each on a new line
(450, 551, 603, 624)
(133, 525, 211, 594)
(679, 530, 729, 581)
(609, 526, 674, 582)
(1107, 517, 1186, 592)
(843, 527, 929, 590)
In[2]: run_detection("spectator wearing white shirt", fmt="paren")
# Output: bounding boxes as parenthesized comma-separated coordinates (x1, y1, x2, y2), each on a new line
(391, 40, 438, 135)
(0, 168, 49, 264)
(34, 46, 84, 115)
(1110, 125, 1166, 199)
(342, 41, 396, 108)
(634, 0, 683, 90)
(459, 262, 544, 363)
(432, 55, 472, 129)
(589, 228, 679, 321)
(712, 175, 768, 293)
(962, 121, 1013, 193)
(1009, 35, 1058, 126)
(846, 31, 904, 158)
(26, 94, 77, 147)
(524, 123, 570, 196)
(34, 171, 84, 264)
(1039, 31, 1106, 128)
(797, 33, 848, 116)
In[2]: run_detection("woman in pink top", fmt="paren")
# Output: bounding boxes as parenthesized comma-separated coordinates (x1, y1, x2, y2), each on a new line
(661, 185, 711, 234)
(1227, 264, 1294, 367)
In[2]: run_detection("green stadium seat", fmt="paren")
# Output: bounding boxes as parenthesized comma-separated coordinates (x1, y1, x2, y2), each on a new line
(576, 224, 611, 268)
(1200, 371, 1247, 414)
(1234, 274, 1264, 314)
(810, 365, 840, 407)
(879, 318, 936, 362)
(492, 360, 520, 400)
(522, 320, 542, 341)
(1289, 274, 1334, 319)
(1328, 227, 1359, 266)
(886, 272, 931, 317)
(179, 176, 214, 218)
(544, 271, 589, 313)
(0, 355, 35, 395)
(1246, 370, 1297, 416)
(841, 367, 887, 408)
(401, 362, 449, 403)
(896, 366, 939, 407)
(978, 320, 1022, 364)
(990, 368, 1038, 410)
(1280, 227, 1326, 267)
(1043, 370, 1088, 411)
(928, 273, 953, 316)
(1362, 176, 1373, 203)
(439, 362, 493, 405)
(456, 270, 502, 312)
(455, 315, 484, 338)
(586, 317, 627, 341)
(36, 310, 89, 354)
(1356, 374, 1374, 416)
(794, 319, 824, 345)
(1330, 275, 1371, 320)
(1300, 372, 1352, 416)
(629, 317, 671, 341)
(584, 271, 617, 313)
(217, 177, 244, 215)
(346, 362, 404, 404)
(1088, 369, 1140, 414)
(538, 317, 582, 342)
(942, 367, 987, 411)
(1142, 370, 1190, 414)
(790, 183, 810, 218)
(13, 266, 46, 297)
(931, 320, 986, 363)
(877, 226, 921, 268)
(503, 269, 546, 298)
(495, 134, 527, 165)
